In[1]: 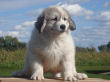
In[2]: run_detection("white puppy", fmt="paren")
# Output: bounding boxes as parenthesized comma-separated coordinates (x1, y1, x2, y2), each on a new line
(13, 6, 88, 81)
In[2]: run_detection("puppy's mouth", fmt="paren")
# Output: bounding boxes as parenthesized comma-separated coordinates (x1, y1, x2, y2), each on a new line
(51, 28, 65, 33)
(60, 30, 65, 33)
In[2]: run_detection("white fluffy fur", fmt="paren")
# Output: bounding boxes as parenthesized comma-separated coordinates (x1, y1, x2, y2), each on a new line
(13, 6, 88, 81)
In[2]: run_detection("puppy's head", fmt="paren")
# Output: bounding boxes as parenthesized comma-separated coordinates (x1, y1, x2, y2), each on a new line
(35, 6, 76, 33)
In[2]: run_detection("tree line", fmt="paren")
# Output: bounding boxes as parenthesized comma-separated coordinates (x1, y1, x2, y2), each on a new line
(98, 42, 110, 52)
(0, 36, 110, 52)
(76, 42, 110, 52)
(0, 36, 26, 51)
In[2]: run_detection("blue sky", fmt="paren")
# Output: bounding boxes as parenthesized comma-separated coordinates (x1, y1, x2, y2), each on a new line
(0, 0, 110, 48)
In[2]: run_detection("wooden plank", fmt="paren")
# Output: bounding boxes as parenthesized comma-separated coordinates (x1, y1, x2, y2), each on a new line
(0, 77, 110, 82)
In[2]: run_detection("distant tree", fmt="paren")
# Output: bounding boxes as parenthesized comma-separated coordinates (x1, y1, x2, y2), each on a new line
(0, 36, 26, 51)
(98, 45, 107, 52)
(0, 37, 4, 49)
(4, 36, 13, 50)
(107, 41, 110, 51)
(11, 37, 19, 50)
(98, 41, 110, 52)
(18, 42, 26, 49)
(76, 47, 88, 52)
(76, 46, 96, 52)
(87, 47, 96, 52)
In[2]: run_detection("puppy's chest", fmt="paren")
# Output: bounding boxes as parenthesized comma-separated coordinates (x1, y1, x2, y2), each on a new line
(38, 40, 64, 61)
(43, 40, 65, 56)
(41, 40, 64, 69)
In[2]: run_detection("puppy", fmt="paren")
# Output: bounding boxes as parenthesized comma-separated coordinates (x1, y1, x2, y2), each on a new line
(13, 6, 88, 81)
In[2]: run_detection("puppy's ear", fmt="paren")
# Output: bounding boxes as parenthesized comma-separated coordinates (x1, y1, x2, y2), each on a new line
(35, 14, 46, 33)
(69, 17, 76, 31)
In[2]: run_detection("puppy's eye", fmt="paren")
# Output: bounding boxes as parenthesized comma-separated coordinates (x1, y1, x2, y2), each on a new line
(64, 17, 67, 20)
(52, 17, 57, 21)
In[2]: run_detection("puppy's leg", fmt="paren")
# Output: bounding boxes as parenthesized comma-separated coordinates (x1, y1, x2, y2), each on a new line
(62, 53, 77, 81)
(71, 53, 88, 80)
(30, 55, 44, 80)
(72, 60, 88, 80)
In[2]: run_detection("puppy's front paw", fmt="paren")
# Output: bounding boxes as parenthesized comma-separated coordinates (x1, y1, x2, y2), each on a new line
(30, 73, 44, 80)
(75, 73, 88, 80)
(64, 73, 77, 81)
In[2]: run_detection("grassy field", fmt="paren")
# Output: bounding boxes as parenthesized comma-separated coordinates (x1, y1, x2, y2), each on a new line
(0, 49, 110, 80)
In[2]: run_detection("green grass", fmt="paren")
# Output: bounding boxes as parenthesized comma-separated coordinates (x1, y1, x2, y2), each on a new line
(0, 49, 110, 80)
(0, 65, 110, 80)
(77, 66, 110, 80)
(76, 51, 110, 66)
(0, 64, 20, 76)
(0, 49, 25, 68)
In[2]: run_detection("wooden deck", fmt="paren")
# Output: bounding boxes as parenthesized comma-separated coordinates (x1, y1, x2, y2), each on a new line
(0, 77, 110, 82)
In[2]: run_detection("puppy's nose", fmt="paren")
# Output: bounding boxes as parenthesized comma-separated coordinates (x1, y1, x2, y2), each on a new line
(60, 24, 66, 30)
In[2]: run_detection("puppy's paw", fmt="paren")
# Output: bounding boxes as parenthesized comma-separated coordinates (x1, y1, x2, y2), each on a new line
(75, 73, 88, 80)
(64, 73, 77, 81)
(30, 73, 44, 80)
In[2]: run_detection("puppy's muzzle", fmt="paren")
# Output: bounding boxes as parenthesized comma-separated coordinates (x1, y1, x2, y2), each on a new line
(60, 24, 66, 31)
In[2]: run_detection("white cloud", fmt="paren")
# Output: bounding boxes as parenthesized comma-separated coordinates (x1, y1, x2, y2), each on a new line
(105, 21, 110, 25)
(73, 10, 110, 47)
(0, 30, 3, 36)
(15, 21, 35, 31)
(1, 0, 109, 46)
(100, 11, 110, 21)
(23, 21, 35, 26)
(0, 19, 35, 42)
(4, 30, 30, 42)
(26, 8, 43, 17)
(60, 0, 90, 4)
(0, 30, 20, 40)
(0, 0, 91, 12)
(0, 0, 58, 12)
(26, 3, 94, 18)
(88, 11, 110, 27)
(7, 31, 19, 37)
(104, 2, 110, 7)
(73, 26, 110, 47)
(59, 4, 94, 17)
(0, 19, 10, 25)
(92, 11, 110, 21)
(13, 21, 35, 42)
(0, 30, 20, 38)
